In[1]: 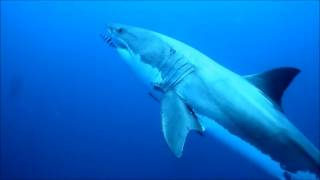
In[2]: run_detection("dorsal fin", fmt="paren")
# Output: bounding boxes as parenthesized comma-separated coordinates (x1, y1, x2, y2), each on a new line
(244, 67, 300, 107)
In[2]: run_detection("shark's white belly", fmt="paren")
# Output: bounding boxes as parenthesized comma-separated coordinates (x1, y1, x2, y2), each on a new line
(199, 114, 319, 180)
(198, 113, 285, 179)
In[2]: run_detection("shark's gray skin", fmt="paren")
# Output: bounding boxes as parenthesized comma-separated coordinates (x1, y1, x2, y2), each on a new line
(101, 24, 320, 180)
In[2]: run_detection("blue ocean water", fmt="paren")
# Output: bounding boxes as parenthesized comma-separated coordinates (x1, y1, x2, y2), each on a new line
(1, 1, 319, 179)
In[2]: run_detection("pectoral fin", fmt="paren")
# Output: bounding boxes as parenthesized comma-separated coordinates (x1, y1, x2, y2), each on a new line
(161, 91, 204, 158)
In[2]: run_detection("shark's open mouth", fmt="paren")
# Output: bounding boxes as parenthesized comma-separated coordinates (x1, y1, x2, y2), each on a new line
(101, 32, 129, 50)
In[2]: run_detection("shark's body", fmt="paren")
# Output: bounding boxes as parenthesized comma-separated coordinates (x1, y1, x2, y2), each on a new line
(102, 24, 320, 179)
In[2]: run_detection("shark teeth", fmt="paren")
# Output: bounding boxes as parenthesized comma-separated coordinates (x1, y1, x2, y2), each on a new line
(100, 33, 116, 48)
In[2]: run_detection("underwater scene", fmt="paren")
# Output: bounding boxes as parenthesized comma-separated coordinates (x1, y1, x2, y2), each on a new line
(1, 1, 319, 180)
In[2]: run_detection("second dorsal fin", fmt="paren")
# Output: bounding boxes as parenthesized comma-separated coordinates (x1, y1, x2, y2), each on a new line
(244, 67, 300, 107)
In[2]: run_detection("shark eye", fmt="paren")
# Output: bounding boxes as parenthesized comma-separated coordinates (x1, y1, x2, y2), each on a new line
(116, 28, 124, 34)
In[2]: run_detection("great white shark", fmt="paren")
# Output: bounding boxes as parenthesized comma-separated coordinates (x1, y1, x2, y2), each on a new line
(101, 24, 320, 180)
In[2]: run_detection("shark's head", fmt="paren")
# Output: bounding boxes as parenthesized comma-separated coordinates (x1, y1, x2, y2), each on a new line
(102, 23, 173, 66)
(101, 23, 174, 87)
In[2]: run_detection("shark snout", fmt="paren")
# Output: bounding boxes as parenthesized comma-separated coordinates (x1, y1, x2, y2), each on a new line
(101, 24, 129, 49)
